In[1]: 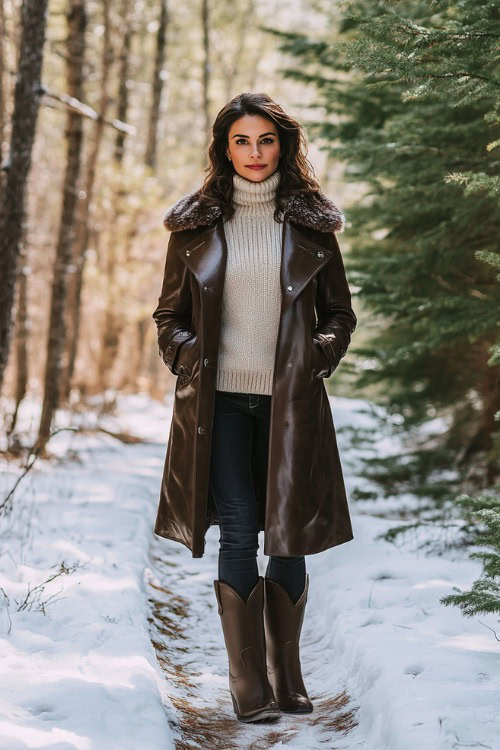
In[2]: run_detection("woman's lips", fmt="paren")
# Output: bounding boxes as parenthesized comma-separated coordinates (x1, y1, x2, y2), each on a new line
(246, 165, 267, 170)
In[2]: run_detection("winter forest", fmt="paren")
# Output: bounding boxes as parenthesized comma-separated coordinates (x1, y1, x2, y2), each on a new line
(0, 0, 499, 748)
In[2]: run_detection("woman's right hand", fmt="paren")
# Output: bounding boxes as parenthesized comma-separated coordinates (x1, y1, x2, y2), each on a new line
(172, 333, 199, 376)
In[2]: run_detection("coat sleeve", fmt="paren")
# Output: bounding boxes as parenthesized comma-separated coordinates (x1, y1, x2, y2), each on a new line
(152, 232, 195, 375)
(313, 231, 357, 378)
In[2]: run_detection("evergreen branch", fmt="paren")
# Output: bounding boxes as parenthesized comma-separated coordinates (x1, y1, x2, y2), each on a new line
(413, 72, 492, 84)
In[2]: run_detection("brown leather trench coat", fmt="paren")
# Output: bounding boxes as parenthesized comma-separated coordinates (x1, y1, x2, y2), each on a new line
(152, 185, 357, 558)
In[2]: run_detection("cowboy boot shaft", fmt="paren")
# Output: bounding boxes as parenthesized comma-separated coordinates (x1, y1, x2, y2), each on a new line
(264, 581, 307, 669)
(214, 578, 267, 674)
(264, 573, 313, 713)
(214, 576, 280, 722)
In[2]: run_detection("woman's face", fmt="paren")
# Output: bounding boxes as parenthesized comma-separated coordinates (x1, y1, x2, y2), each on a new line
(225, 114, 281, 182)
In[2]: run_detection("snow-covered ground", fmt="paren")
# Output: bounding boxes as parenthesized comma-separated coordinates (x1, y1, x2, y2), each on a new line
(0, 392, 498, 750)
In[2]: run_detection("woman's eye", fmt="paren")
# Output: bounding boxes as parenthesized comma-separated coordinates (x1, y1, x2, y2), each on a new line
(235, 138, 274, 145)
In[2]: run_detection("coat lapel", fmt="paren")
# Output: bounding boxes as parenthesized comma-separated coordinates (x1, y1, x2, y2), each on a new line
(176, 217, 333, 309)
(175, 221, 227, 306)
(281, 221, 333, 306)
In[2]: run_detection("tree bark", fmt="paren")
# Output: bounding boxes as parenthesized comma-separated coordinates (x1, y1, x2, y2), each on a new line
(61, 0, 113, 403)
(201, 0, 210, 156)
(454, 338, 500, 485)
(36, 0, 86, 454)
(7, 236, 29, 437)
(114, 0, 134, 163)
(94, 230, 123, 396)
(144, 0, 168, 169)
(0, 0, 49, 394)
(0, 0, 6, 182)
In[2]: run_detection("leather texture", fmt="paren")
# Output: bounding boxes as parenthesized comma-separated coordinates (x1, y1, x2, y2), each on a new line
(213, 576, 281, 722)
(263, 573, 313, 713)
(152, 212, 357, 557)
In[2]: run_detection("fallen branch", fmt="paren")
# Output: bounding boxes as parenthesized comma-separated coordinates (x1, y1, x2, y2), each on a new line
(41, 84, 136, 134)
(0, 427, 79, 516)
(0, 424, 146, 516)
(14, 560, 84, 614)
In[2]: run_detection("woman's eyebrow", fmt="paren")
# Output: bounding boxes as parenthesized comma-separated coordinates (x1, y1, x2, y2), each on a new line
(231, 132, 276, 138)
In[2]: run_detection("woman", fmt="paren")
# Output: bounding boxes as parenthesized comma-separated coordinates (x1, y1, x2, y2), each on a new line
(152, 92, 357, 723)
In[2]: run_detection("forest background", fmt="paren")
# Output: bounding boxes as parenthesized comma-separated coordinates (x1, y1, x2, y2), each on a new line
(0, 0, 499, 618)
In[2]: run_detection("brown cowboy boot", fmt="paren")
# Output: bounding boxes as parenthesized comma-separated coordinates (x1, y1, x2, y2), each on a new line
(263, 573, 313, 713)
(213, 575, 281, 723)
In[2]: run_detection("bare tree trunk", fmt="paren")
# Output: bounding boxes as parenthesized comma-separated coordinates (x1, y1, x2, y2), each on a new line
(144, 0, 168, 169)
(118, 317, 147, 391)
(94, 229, 124, 397)
(61, 0, 113, 403)
(114, 0, 133, 163)
(216, 0, 255, 104)
(0, 0, 48, 394)
(320, 152, 333, 190)
(0, 0, 6, 181)
(479, 348, 500, 485)
(201, 0, 210, 156)
(455, 339, 500, 485)
(108, 0, 138, 394)
(7, 236, 29, 437)
(35, 0, 86, 454)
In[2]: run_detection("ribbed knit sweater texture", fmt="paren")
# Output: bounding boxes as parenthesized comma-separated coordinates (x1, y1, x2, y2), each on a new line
(215, 169, 283, 396)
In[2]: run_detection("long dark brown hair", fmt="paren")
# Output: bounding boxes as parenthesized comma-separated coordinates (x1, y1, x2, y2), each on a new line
(200, 92, 321, 223)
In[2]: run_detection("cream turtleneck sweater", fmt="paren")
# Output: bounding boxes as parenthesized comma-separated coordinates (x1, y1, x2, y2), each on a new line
(215, 169, 283, 395)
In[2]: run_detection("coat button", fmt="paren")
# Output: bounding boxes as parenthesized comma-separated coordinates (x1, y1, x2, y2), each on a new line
(203, 285, 208, 291)
(287, 285, 292, 291)
(317, 251, 324, 258)
(287, 362, 292, 367)
(185, 250, 191, 256)
(198, 426, 206, 434)
(204, 358, 209, 366)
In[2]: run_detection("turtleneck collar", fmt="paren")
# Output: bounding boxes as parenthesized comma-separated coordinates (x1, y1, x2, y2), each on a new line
(231, 169, 280, 214)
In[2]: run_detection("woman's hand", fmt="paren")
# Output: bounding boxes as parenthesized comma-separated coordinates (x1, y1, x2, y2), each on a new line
(172, 333, 199, 376)
(311, 336, 330, 380)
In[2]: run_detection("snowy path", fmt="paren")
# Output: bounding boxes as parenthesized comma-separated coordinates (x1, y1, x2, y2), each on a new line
(147, 530, 359, 749)
(0, 393, 499, 750)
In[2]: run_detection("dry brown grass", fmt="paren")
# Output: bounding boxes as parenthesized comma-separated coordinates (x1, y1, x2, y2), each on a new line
(309, 688, 359, 736)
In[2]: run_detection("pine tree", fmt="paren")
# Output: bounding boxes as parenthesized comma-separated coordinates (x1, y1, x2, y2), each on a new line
(441, 249, 500, 618)
(266, 1, 500, 536)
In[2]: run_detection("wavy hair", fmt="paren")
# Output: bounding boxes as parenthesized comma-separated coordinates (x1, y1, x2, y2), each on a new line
(199, 92, 321, 223)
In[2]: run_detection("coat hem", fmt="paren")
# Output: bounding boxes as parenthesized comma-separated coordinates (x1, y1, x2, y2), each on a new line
(263, 530, 354, 556)
(153, 528, 203, 558)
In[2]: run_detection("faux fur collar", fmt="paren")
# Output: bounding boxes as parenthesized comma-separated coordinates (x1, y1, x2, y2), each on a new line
(163, 186, 346, 234)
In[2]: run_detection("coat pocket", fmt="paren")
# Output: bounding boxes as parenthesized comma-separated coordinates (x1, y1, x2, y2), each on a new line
(311, 336, 330, 380)
(172, 332, 199, 376)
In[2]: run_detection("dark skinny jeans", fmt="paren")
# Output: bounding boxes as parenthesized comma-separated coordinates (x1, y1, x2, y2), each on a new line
(209, 389, 306, 605)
